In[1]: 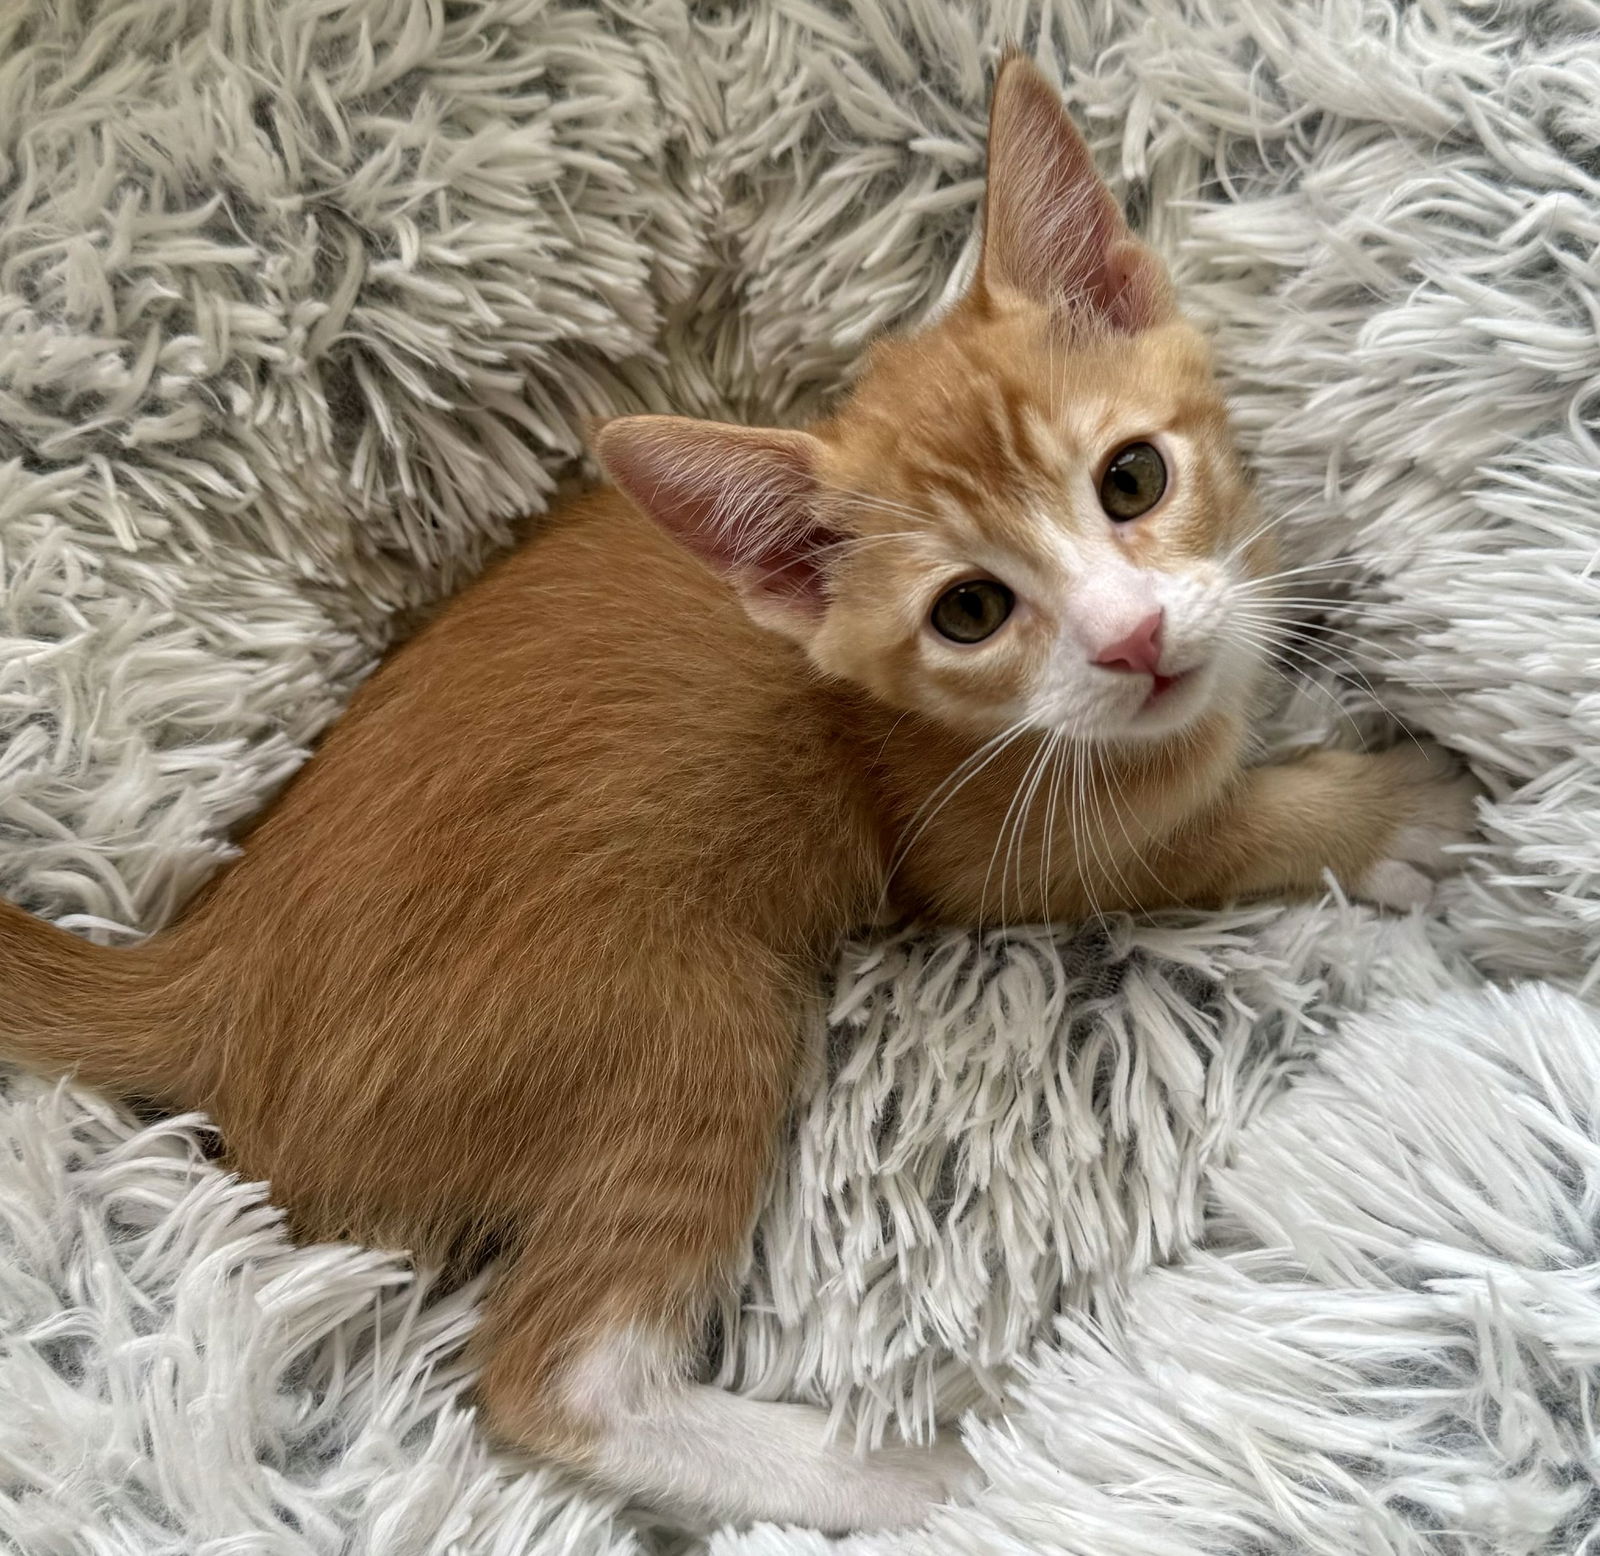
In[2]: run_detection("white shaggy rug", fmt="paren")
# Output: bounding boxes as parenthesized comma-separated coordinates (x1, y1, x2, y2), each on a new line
(2, 1, 1598, 1552)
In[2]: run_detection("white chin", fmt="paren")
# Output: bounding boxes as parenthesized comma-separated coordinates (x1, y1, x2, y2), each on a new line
(1114, 668, 1214, 740)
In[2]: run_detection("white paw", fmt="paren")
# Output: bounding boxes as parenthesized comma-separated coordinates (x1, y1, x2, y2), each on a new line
(850, 1438, 979, 1530)
(1353, 742, 1481, 911)
(1391, 766, 1480, 868)
(1356, 858, 1435, 911)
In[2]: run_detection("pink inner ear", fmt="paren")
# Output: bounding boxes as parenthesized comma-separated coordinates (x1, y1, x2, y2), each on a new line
(1087, 240, 1173, 335)
(595, 417, 840, 612)
(742, 523, 847, 610)
(980, 57, 1173, 333)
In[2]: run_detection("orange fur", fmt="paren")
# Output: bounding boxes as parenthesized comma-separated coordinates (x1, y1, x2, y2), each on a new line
(0, 57, 1475, 1532)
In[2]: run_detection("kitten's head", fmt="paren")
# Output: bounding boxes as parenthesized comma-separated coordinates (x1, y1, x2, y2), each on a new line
(598, 56, 1270, 744)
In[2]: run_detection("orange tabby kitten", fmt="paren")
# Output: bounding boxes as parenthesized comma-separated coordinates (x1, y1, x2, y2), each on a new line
(0, 59, 1474, 1531)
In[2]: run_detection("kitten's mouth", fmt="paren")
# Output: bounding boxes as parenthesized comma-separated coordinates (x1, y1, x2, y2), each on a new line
(1142, 670, 1191, 709)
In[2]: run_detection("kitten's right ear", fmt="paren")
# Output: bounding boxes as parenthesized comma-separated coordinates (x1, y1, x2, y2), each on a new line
(595, 415, 839, 643)
(978, 53, 1174, 333)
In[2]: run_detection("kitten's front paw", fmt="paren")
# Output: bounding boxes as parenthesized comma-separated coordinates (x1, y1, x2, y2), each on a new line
(1356, 858, 1436, 911)
(1354, 743, 1481, 910)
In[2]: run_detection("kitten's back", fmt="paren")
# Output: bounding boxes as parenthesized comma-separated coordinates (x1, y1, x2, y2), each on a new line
(153, 489, 879, 1254)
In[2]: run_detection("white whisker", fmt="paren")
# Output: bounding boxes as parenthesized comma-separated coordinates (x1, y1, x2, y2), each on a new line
(881, 718, 1035, 916)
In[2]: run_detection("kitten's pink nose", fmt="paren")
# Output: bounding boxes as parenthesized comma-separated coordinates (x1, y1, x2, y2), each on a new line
(1092, 610, 1165, 676)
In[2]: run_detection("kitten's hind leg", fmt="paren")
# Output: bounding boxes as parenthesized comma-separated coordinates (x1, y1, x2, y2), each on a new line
(474, 1255, 975, 1533)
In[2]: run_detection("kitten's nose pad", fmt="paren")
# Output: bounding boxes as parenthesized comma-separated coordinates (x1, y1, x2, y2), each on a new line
(1092, 609, 1165, 675)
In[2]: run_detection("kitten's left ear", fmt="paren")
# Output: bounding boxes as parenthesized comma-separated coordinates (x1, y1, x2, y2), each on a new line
(978, 54, 1175, 333)
(595, 415, 840, 643)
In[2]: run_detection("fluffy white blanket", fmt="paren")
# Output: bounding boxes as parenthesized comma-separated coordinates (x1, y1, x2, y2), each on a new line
(2, 2, 1596, 1552)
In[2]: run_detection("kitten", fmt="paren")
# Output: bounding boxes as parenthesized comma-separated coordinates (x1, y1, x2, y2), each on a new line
(0, 57, 1475, 1532)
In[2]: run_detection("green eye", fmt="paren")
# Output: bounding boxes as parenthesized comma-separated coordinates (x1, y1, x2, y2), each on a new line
(930, 579, 1015, 644)
(1099, 441, 1167, 522)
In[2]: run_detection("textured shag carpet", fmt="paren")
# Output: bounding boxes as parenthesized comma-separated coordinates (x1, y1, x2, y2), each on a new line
(2, 1, 1598, 1552)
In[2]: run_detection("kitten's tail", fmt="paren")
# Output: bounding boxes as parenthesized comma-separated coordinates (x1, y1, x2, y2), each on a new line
(0, 897, 192, 1096)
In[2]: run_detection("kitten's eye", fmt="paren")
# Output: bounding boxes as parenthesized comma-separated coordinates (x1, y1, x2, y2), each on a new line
(1099, 441, 1167, 522)
(930, 579, 1014, 644)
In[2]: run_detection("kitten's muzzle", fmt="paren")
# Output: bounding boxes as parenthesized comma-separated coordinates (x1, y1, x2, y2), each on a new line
(1090, 608, 1165, 677)
(1088, 606, 1194, 709)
